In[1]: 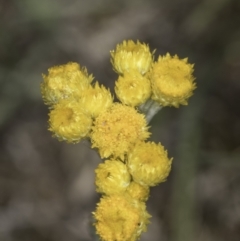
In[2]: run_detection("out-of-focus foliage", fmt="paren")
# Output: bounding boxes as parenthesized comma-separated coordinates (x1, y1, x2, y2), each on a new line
(0, 0, 240, 240)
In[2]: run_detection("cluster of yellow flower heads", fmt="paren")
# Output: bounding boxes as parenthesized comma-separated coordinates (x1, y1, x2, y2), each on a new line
(41, 40, 196, 241)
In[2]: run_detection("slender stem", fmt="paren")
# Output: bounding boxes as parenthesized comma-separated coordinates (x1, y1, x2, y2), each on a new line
(139, 99, 162, 123)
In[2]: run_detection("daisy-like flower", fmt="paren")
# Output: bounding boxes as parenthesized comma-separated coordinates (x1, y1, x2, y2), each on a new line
(79, 82, 113, 118)
(41, 62, 93, 106)
(93, 194, 151, 241)
(48, 99, 92, 143)
(95, 159, 131, 195)
(110, 40, 153, 75)
(91, 103, 150, 159)
(126, 181, 150, 202)
(127, 141, 172, 186)
(149, 53, 196, 107)
(115, 70, 151, 107)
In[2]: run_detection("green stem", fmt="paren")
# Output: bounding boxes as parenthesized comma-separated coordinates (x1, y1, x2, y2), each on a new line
(170, 104, 201, 241)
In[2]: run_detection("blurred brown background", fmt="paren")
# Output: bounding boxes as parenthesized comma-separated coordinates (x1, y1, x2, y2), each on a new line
(0, 0, 240, 240)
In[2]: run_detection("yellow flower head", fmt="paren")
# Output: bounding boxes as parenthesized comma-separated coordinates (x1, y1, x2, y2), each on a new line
(95, 159, 131, 195)
(91, 103, 150, 159)
(48, 99, 92, 143)
(115, 70, 151, 107)
(110, 40, 153, 75)
(127, 141, 172, 186)
(41, 62, 93, 106)
(93, 194, 151, 241)
(79, 82, 113, 118)
(126, 181, 150, 202)
(149, 53, 196, 107)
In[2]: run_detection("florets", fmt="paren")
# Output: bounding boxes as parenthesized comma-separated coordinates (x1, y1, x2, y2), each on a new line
(91, 103, 150, 159)
(110, 40, 153, 75)
(41, 62, 93, 106)
(149, 53, 196, 107)
(48, 99, 92, 143)
(115, 70, 151, 107)
(127, 141, 172, 186)
(93, 194, 151, 241)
